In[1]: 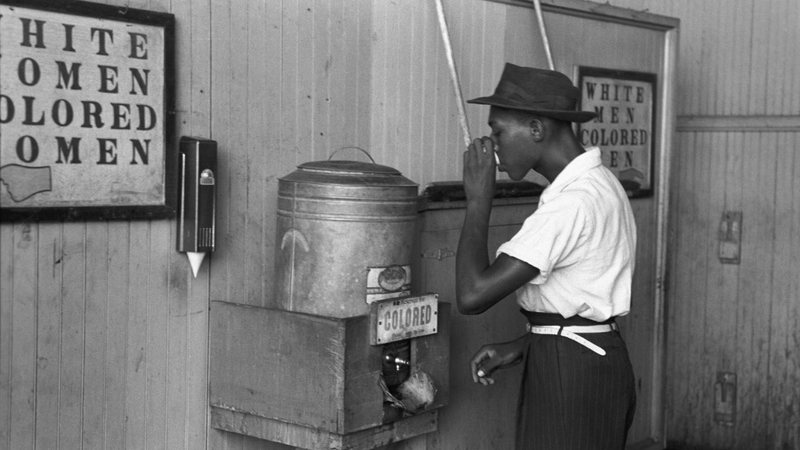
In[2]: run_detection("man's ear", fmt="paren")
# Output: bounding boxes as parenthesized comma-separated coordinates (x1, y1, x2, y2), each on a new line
(529, 118, 544, 142)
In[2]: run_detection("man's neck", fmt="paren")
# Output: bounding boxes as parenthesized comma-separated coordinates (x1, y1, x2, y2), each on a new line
(537, 133, 584, 183)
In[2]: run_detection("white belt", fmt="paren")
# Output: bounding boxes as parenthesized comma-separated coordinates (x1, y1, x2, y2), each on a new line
(525, 322, 618, 356)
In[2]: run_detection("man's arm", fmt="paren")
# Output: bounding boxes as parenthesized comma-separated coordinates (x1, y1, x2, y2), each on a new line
(456, 228, 539, 314)
(455, 138, 539, 314)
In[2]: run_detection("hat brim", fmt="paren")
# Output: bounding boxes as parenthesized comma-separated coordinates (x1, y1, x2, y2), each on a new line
(468, 95, 597, 123)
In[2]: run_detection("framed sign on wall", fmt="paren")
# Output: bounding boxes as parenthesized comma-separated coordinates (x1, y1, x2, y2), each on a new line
(0, 0, 175, 221)
(576, 66, 656, 198)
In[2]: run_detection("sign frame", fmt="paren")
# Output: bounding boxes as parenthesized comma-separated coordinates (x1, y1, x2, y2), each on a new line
(370, 294, 439, 345)
(576, 66, 657, 198)
(0, 0, 176, 221)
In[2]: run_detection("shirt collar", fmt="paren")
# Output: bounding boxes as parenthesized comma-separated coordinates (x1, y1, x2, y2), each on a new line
(539, 147, 602, 204)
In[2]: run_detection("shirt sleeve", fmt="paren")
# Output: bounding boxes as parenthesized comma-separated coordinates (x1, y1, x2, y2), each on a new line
(496, 193, 590, 284)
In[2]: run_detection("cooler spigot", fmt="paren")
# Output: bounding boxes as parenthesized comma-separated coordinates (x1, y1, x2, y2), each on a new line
(385, 354, 410, 372)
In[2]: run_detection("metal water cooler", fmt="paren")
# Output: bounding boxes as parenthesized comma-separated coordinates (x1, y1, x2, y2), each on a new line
(209, 157, 450, 449)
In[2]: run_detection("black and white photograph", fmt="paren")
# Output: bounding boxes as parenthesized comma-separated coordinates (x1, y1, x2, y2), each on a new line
(0, 1, 797, 449)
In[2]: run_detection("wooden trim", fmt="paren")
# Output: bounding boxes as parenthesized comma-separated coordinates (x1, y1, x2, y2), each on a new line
(489, 0, 680, 30)
(676, 115, 800, 132)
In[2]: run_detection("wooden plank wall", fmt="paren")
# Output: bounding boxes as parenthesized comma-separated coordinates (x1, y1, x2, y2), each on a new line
(368, 0, 507, 184)
(0, 0, 674, 449)
(592, 0, 800, 448)
(8, 0, 798, 449)
(1, 0, 374, 449)
(1, 0, 213, 448)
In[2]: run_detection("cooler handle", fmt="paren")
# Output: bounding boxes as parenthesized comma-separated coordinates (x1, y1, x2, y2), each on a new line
(328, 146, 376, 164)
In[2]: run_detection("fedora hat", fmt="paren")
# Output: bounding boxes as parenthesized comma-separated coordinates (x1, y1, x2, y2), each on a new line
(467, 63, 596, 123)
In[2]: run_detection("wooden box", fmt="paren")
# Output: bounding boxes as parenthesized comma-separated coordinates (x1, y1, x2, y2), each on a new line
(209, 301, 450, 449)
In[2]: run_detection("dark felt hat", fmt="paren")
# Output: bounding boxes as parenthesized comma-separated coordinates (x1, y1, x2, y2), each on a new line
(467, 63, 596, 123)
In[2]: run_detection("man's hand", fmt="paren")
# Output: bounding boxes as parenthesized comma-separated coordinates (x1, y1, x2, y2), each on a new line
(463, 136, 497, 204)
(470, 336, 527, 385)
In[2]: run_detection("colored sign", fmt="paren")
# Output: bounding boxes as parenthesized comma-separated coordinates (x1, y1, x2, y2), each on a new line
(373, 294, 438, 344)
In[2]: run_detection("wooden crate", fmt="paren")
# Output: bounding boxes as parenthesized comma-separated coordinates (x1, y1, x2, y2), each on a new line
(209, 301, 450, 449)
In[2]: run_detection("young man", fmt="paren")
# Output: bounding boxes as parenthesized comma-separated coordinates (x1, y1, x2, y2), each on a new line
(456, 63, 637, 449)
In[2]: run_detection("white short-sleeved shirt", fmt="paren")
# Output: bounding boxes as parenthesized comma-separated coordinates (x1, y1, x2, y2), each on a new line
(496, 147, 637, 322)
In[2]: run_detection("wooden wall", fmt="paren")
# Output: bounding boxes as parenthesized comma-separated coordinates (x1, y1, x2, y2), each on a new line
(0, 0, 676, 449)
(1, 0, 375, 448)
(1, 0, 212, 447)
(6, 0, 797, 449)
(593, 0, 800, 448)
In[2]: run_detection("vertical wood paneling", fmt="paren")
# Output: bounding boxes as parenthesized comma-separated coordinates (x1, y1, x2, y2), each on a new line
(34, 223, 62, 450)
(369, 1, 390, 170)
(394, 0, 414, 174)
(737, 131, 777, 448)
(253, 0, 284, 309)
(213, 0, 248, 306)
(165, 232, 188, 450)
(369, 0, 506, 187)
(597, 1, 800, 447)
(243, 0, 269, 306)
(1, 1, 795, 450)
(11, 223, 38, 449)
(706, 132, 741, 448)
(0, 223, 13, 448)
(748, 3, 769, 115)
(125, 223, 149, 450)
(106, 222, 130, 450)
(59, 224, 86, 450)
(82, 223, 108, 449)
(2, 0, 367, 448)
(177, 2, 211, 446)
(665, 130, 800, 449)
(700, 132, 724, 445)
(608, 0, 800, 117)
(312, 1, 331, 162)
(144, 221, 169, 450)
(278, 1, 300, 177)
(686, 132, 710, 442)
(664, 131, 688, 442)
(767, 132, 799, 449)
(297, 1, 314, 166)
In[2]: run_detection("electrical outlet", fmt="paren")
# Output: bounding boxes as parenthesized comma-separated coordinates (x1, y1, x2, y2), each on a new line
(718, 211, 742, 264)
(714, 371, 736, 426)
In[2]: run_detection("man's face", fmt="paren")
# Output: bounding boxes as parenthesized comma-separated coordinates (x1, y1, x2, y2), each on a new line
(487, 107, 538, 181)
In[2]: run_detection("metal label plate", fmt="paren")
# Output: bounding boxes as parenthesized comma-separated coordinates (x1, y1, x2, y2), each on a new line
(374, 294, 438, 344)
(365, 265, 411, 303)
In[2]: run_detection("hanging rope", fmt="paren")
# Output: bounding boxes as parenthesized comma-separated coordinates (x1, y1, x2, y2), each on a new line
(434, 0, 472, 148)
(532, 0, 555, 70)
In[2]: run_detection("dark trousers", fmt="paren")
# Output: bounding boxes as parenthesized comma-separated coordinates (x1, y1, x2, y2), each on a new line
(516, 312, 636, 450)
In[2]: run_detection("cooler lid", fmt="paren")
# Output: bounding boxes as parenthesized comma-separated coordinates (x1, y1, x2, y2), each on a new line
(297, 160, 401, 176)
(280, 159, 417, 189)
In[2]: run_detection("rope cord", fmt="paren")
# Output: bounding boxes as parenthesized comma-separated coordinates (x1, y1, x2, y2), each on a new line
(532, 0, 555, 70)
(434, 0, 472, 148)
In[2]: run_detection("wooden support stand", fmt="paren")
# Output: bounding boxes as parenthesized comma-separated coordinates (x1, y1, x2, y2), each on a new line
(209, 301, 450, 449)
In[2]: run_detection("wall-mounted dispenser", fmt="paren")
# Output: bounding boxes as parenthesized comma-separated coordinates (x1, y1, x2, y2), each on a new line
(176, 136, 217, 277)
